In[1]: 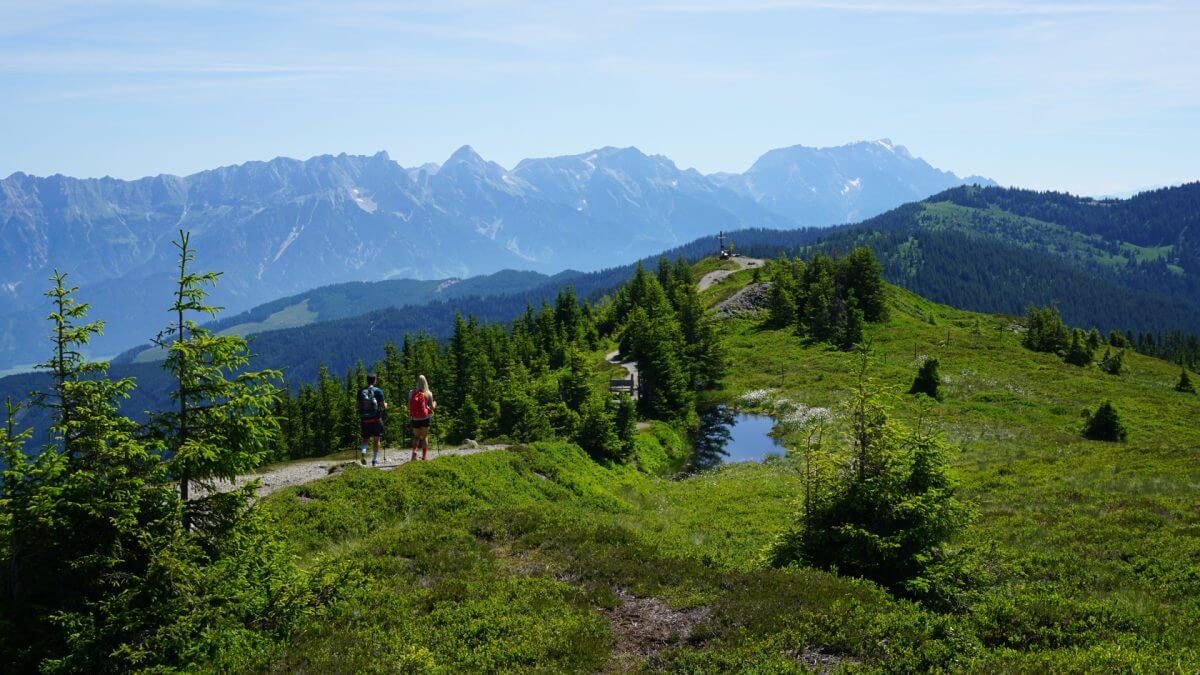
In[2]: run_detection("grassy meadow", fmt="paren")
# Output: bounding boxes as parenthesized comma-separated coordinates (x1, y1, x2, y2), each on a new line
(255, 265, 1200, 672)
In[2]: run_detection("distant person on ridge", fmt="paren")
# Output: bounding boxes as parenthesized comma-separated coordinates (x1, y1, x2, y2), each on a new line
(409, 375, 437, 461)
(358, 373, 387, 466)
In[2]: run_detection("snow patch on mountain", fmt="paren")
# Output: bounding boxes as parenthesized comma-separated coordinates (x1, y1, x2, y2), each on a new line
(350, 187, 377, 213)
(273, 227, 302, 263)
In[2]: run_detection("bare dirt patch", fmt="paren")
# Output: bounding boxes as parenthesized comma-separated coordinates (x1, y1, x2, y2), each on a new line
(603, 589, 710, 672)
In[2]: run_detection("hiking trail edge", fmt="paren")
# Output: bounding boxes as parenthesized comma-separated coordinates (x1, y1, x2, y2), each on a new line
(697, 256, 763, 292)
(202, 444, 510, 499)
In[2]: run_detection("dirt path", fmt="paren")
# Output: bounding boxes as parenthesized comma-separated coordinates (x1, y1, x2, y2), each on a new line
(204, 444, 509, 499)
(696, 256, 764, 292)
(606, 348, 639, 385)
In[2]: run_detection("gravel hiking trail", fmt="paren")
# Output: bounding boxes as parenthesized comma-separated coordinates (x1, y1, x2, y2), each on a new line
(204, 444, 509, 499)
(696, 256, 764, 292)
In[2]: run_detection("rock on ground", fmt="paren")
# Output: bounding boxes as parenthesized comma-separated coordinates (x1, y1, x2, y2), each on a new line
(715, 282, 773, 317)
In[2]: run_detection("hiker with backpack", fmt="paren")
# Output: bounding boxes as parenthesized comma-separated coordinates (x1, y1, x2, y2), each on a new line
(358, 373, 388, 466)
(409, 375, 437, 461)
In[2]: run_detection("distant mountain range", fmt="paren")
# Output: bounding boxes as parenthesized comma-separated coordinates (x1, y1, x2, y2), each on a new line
(0, 139, 991, 368)
(5, 182, 1200, 436)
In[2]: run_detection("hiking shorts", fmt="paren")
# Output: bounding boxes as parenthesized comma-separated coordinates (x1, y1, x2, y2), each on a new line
(411, 417, 431, 429)
(360, 420, 384, 439)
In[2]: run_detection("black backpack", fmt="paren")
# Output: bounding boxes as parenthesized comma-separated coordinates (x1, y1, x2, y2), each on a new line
(358, 387, 380, 420)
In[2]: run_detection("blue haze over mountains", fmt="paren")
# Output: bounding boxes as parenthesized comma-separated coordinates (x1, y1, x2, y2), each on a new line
(0, 140, 992, 368)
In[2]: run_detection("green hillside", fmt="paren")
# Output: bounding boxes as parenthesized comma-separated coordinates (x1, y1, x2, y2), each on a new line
(254, 265, 1199, 671)
(801, 192, 1200, 338)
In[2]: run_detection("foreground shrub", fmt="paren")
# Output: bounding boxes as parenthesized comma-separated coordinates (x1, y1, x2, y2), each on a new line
(770, 355, 970, 605)
(909, 357, 943, 401)
(1082, 400, 1127, 442)
(1175, 367, 1195, 393)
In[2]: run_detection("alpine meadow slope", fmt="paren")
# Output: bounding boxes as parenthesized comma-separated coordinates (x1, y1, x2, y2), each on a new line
(249, 261, 1200, 671)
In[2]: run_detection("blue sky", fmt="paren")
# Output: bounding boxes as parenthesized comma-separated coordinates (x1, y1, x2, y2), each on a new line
(1, 0, 1196, 195)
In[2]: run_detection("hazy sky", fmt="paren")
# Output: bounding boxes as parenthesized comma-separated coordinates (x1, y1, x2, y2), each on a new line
(1, 0, 1196, 195)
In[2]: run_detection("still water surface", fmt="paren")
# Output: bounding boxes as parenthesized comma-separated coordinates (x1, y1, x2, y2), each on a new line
(689, 406, 783, 471)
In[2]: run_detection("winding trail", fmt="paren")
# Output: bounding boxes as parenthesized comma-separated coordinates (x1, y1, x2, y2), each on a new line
(206, 444, 509, 499)
(696, 256, 764, 292)
(606, 349, 639, 387)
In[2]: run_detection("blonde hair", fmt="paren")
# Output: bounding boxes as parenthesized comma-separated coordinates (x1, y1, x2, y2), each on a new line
(415, 374, 432, 396)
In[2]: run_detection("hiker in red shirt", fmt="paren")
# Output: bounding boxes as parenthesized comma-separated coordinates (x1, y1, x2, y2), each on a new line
(409, 375, 437, 461)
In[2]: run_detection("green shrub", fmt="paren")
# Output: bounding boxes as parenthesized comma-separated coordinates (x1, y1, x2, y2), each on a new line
(909, 357, 943, 400)
(1023, 304, 1070, 353)
(1082, 400, 1127, 442)
(1175, 367, 1195, 393)
(1098, 348, 1125, 375)
(1064, 329, 1094, 367)
(771, 358, 970, 604)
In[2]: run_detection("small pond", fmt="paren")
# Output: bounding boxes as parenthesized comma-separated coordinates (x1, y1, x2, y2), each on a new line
(689, 405, 784, 471)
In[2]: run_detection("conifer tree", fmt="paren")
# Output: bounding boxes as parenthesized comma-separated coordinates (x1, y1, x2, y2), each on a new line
(149, 231, 281, 530)
(1098, 348, 1125, 375)
(575, 394, 619, 462)
(456, 394, 482, 442)
(1064, 329, 1094, 366)
(802, 257, 838, 342)
(673, 274, 725, 388)
(766, 266, 796, 329)
(839, 295, 865, 350)
(634, 314, 695, 422)
(559, 348, 592, 410)
(842, 247, 888, 322)
(1023, 304, 1070, 353)
(909, 357, 943, 400)
(1175, 367, 1195, 393)
(770, 354, 968, 601)
(36, 271, 108, 463)
(2, 276, 177, 671)
(613, 393, 637, 461)
(1082, 400, 1127, 442)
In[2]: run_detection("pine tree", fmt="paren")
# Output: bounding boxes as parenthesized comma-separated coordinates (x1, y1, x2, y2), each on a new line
(1023, 304, 1070, 353)
(2, 276, 177, 671)
(842, 247, 888, 322)
(1175, 367, 1195, 393)
(766, 267, 796, 329)
(558, 348, 592, 410)
(802, 257, 838, 343)
(455, 394, 482, 442)
(1083, 400, 1128, 442)
(674, 278, 725, 389)
(149, 231, 281, 530)
(575, 394, 620, 462)
(36, 271, 108, 463)
(839, 295, 865, 350)
(1064, 329, 1094, 366)
(909, 357, 943, 400)
(1098, 348, 1125, 375)
(770, 354, 968, 602)
(635, 314, 695, 423)
(613, 393, 637, 462)
(1087, 329, 1102, 351)
(554, 286, 583, 345)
